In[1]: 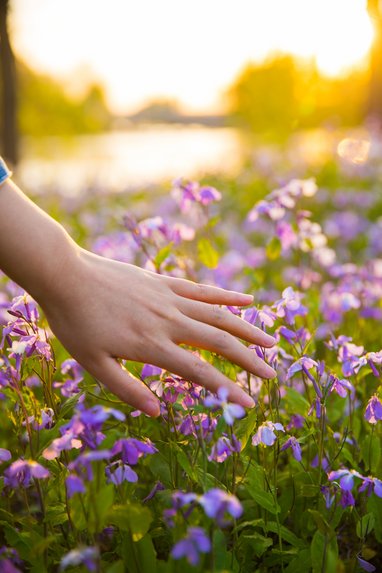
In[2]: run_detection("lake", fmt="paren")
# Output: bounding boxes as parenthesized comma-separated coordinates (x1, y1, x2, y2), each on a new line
(17, 126, 246, 195)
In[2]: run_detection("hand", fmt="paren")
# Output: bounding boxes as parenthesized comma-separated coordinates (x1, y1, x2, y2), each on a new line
(41, 248, 276, 417)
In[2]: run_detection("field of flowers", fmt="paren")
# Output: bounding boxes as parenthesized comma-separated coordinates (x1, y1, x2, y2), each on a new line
(1, 134, 382, 572)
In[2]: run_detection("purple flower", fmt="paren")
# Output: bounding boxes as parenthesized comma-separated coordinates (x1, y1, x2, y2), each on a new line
(204, 387, 245, 425)
(208, 435, 241, 463)
(278, 326, 297, 344)
(340, 490, 355, 508)
(171, 527, 211, 566)
(199, 488, 243, 526)
(199, 186, 222, 205)
(252, 421, 285, 446)
(328, 468, 362, 491)
(142, 481, 165, 503)
(287, 356, 318, 380)
(66, 474, 86, 498)
(365, 395, 382, 424)
(172, 179, 221, 212)
(286, 414, 305, 430)
(357, 556, 376, 572)
(79, 405, 125, 426)
(243, 306, 276, 328)
(330, 376, 354, 398)
(43, 424, 83, 460)
(273, 287, 307, 325)
(68, 450, 111, 482)
(110, 438, 157, 465)
(105, 462, 138, 485)
(0, 448, 11, 462)
(59, 546, 99, 572)
(4, 459, 50, 488)
(141, 364, 162, 379)
(311, 455, 329, 471)
(281, 437, 302, 461)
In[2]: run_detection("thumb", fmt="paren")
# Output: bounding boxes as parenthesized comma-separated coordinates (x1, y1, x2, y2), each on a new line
(93, 356, 160, 417)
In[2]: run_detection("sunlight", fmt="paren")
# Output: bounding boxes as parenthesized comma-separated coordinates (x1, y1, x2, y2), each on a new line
(10, 0, 375, 112)
(281, 0, 374, 76)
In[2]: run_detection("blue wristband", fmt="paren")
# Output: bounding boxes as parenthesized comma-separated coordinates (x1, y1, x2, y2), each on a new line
(0, 157, 12, 186)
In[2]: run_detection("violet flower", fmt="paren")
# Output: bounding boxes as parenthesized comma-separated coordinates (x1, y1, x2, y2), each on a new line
(281, 436, 302, 461)
(59, 546, 99, 572)
(4, 459, 50, 488)
(66, 474, 86, 498)
(110, 438, 157, 465)
(199, 488, 243, 526)
(357, 556, 376, 572)
(105, 461, 138, 485)
(204, 387, 245, 425)
(287, 356, 318, 380)
(0, 448, 11, 462)
(171, 527, 211, 566)
(365, 395, 382, 424)
(208, 435, 241, 463)
(252, 421, 285, 447)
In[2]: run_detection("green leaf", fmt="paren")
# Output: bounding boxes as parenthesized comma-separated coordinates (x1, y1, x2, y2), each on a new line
(108, 503, 152, 541)
(356, 513, 375, 539)
(89, 484, 115, 533)
(134, 534, 158, 573)
(311, 531, 326, 573)
(360, 433, 381, 473)
(58, 391, 84, 420)
(265, 522, 306, 549)
(213, 529, 236, 570)
(284, 549, 311, 573)
(197, 238, 219, 268)
(266, 236, 281, 260)
(284, 387, 310, 416)
(242, 531, 273, 556)
(174, 445, 198, 482)
(235, 408, 258, 450)
(300, 484, 320, 498)
(311, 531, 338, 573)
(154, 242, 173, 268)
(308, 510, 333, 535)
(106, 561, 125, 573)
(367, 495, 382, 542)
(44, 503, 68, 527)
(246, 471, 280, 515)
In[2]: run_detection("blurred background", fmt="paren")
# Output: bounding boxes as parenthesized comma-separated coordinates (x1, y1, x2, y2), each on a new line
(0, 0, 381, 194)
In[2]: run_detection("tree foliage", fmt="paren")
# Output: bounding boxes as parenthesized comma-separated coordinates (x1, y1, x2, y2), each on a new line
(227, 55, 369, 138)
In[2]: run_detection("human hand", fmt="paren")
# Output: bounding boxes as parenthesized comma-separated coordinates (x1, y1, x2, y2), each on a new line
(41, 248, 276, 417)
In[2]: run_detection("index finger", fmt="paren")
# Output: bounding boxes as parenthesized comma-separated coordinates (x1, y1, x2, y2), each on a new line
(166, 277, 254, 306)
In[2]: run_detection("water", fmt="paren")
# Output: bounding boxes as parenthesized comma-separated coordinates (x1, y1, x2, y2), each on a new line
(18, 125, 246, 195)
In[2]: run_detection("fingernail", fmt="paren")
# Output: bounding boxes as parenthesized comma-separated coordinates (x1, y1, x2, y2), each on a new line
(240, 293, 254, 303)
(262, 333, 276, 346)
(146, 400, 160, 417)
(265, 365, 277, 378)
(241, 393, 256, 408)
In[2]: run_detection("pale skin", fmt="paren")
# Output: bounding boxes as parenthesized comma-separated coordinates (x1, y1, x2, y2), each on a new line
(0, 178, 276, 417)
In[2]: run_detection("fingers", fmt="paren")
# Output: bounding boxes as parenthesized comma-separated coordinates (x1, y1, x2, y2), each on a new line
(166, 276, 253, 306)
(178, 298, 275, 347)
(156, 343, 255, 408)
(92, 357, 160, 417)
(173, 317, 276, 379)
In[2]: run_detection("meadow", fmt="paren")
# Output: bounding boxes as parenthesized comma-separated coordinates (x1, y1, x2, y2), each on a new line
(0, 132, 381, 572)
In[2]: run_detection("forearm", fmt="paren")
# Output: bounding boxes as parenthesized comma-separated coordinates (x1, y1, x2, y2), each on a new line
(0, 179, 79, 303)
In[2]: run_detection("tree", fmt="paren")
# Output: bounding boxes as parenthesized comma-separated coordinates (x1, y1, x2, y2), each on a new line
(0, 0, 18, 165)
(367, 0, 382, 120)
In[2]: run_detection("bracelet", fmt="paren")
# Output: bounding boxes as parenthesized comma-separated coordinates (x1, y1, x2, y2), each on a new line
(0, 157, 12, 186)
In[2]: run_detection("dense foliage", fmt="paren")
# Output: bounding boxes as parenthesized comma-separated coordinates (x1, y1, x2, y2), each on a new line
(0, 136, 381, 572)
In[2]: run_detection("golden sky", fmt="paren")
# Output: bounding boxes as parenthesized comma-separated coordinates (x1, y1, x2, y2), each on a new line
(10, 0, 373, 114)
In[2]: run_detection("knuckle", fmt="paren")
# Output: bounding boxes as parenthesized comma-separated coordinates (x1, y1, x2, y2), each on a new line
(212, 304, 224, 320)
